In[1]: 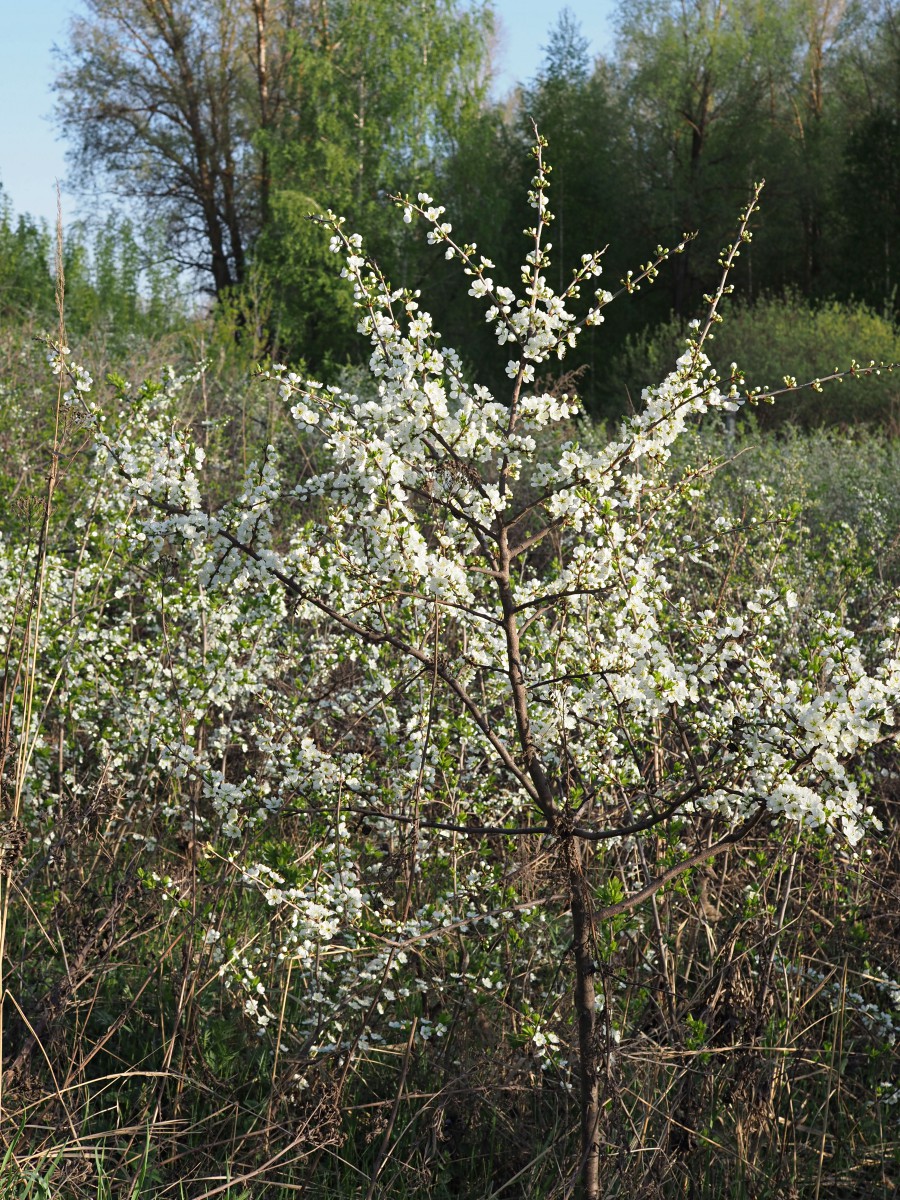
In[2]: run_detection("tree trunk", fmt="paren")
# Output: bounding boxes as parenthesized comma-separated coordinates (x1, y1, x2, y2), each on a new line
(569, 849, 601, 1199)
(253, 0, 272, 224)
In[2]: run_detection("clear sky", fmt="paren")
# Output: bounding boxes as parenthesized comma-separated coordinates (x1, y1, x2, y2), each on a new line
(0, 1, 616, 229)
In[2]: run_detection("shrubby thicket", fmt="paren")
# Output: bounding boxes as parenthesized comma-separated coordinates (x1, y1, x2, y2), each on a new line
(0, 131, 898, 1199)
(604, 293, 900, 427)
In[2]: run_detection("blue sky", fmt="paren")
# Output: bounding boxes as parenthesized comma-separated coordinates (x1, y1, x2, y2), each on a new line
(0, 1, 616, 229)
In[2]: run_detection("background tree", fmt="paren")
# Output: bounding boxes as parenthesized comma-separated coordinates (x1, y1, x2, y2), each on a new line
(0, 191, 55, 319)
(256, 0, 494, 364)
(54, 0, 301, 297)
(0, 188, 185, 339)
(55, 0, 495, 364)
(611, 0, 809, 314)
(834, 1, 900, 308)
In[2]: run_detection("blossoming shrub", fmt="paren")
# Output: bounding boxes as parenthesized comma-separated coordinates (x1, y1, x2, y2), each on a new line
(1, 141, 898, 1196)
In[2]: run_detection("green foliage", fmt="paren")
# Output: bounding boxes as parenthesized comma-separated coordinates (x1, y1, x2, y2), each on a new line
(612, 0, 787, 295)
(0, 190, 189, 343)
(607, 0, 877, 312)
(602, 292, 900, 424)
(255, 0, 493, 363)
(63, 215, 189, 342)
(0, 193, 55, 319)
(839, 105, 900, 309)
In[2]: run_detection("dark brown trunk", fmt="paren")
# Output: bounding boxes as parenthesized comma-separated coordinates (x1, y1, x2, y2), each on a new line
(253, 0, 271, 223)
(153, 0, 238, 295)
(496, 468, 600, 1196)
(209, 226, 236, 297)
(569, 847, 600, 1199)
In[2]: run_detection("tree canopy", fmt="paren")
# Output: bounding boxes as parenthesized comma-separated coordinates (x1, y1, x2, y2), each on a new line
(45, 0, 900, 417)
